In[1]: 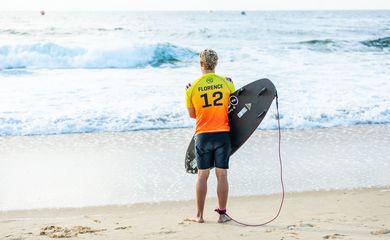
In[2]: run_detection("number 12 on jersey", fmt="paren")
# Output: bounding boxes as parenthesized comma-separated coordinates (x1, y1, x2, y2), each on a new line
(200, 91, 223, 108)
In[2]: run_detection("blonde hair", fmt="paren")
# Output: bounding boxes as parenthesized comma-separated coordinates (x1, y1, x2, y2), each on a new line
(200, 49, 218, 70)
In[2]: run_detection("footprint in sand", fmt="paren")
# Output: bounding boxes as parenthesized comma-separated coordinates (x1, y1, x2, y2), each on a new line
(285, 232, 300, 240)
(114, 226, 132, 230)
(323, 233, 347, 239)
(370, 229, 390, 235)
(40, 225, 106, 238)
(287, 223, 316, 230)
(288, 232, 299, 236)
(145, 230, 176, 236)
(5, 236, 24, 240)
(160, 230, 176, 234)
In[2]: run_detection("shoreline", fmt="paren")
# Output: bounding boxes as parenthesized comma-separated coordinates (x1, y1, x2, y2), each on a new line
(0, 186, 388, 213)
(0, 122, 389, 139)
(1, 124, 389, 211)
(1, 187, 389, 239)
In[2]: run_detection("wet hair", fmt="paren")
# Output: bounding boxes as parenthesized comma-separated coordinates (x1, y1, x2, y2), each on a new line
(200, 49, 218, 70)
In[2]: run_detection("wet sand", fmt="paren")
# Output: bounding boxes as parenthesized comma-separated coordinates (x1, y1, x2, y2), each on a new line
(1, 124, 389, 210)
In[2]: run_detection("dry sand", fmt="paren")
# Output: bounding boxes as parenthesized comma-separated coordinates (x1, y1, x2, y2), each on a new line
(1, 187, 390, 240)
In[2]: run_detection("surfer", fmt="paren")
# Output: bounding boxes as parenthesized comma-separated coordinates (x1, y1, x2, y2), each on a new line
(185, 49, 235, 223)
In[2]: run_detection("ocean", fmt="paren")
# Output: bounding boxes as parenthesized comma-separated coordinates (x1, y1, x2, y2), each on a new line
(0, 11, 389, 136)
(0, 11, 390, 211)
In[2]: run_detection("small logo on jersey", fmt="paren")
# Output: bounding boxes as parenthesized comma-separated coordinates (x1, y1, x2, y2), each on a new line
(226, 77, 233, 82)
(206, 77, 213, 84)
(185, 83, 191, 90)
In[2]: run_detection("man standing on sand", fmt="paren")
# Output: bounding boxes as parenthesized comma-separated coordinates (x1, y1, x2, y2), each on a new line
(185, 49, 235, 223)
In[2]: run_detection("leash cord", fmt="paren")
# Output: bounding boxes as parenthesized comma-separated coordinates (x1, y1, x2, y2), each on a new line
(222, 93, 285, 226)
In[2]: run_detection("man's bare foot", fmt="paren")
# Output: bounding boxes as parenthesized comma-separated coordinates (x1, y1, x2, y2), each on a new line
(184, 217, 204, 223)
(218, 214, 231, 223)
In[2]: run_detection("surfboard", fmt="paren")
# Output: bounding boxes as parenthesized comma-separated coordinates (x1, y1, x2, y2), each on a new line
(185, 78, 277, 174)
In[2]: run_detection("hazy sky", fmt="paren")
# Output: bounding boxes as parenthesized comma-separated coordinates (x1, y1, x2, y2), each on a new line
(2, 0, 390, 11)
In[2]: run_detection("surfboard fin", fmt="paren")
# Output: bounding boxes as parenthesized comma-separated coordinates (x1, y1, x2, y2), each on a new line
(257, 111, 266, 119)
(257, 87, 267, 96)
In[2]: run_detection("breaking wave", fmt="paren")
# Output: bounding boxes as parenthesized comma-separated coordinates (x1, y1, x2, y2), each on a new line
(297, 37, 390, 51)
(0, 42, 197, 70)
(299, 39, 337, 45)
(361, 36, 390, 48)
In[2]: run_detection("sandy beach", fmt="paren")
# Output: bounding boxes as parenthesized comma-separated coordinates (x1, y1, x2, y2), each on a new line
(1, 124, 390, 239)
(0, 187, 389, 239)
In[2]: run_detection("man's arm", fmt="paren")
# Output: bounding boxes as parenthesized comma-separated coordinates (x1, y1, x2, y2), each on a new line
(187, 107, 196, 119)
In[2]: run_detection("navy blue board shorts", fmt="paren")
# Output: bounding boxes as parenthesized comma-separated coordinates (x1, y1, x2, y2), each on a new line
(195, 131, 231, 170)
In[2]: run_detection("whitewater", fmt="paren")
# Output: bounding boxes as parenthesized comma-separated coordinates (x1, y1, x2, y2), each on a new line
(0, 11, 389, 136)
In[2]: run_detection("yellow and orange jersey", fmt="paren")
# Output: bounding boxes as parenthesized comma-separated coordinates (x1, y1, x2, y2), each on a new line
(185, 73, 235, 134)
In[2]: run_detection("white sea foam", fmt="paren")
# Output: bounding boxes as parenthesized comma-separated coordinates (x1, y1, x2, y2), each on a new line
(0, 11, 389, 136)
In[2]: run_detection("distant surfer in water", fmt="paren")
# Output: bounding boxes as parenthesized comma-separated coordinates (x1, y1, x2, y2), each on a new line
(185, 49, 235, 223)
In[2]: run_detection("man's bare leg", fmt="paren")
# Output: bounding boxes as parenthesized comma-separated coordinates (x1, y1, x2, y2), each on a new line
(215, 168, 230, 223)
(195, 169, 210, 223)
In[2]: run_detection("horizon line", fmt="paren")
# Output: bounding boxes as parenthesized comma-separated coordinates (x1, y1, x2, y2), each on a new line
(1, 8, 390, 12)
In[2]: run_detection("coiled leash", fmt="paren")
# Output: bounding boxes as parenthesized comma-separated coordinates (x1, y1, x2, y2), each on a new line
(215, 93, 285, 226)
